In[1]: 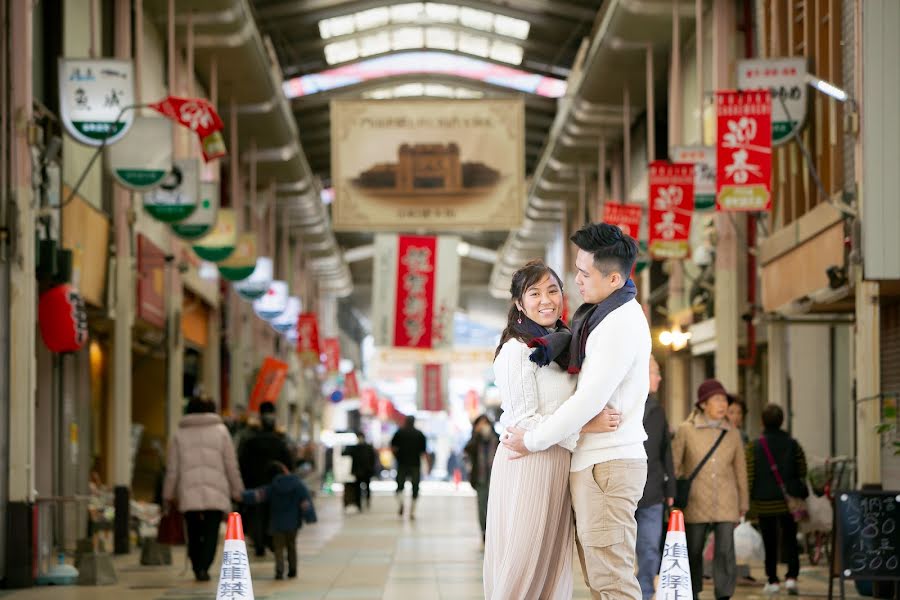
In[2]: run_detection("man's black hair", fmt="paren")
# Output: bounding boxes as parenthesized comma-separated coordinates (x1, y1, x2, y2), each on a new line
(570, 222, 639, 276)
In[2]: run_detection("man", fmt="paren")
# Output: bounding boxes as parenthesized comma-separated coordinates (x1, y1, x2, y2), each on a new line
(503, 222, 651, 599)
(391, 415, 427, 519)
(636, 356, 676, 600)
(239, 401, 295, 556)
(342, 431, 377, 511)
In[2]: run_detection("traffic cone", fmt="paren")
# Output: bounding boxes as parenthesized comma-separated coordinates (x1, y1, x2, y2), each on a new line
(657, 509, 692, 600)
(216, 512, 254, 600)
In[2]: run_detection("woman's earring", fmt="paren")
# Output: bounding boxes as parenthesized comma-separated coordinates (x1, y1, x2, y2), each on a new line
(517, 311, 523, 325)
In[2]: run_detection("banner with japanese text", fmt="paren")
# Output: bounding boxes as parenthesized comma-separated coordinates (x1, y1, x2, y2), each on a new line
(322, 337, 341, 374)
(601, 202, 643, 239)
(296, 313, 321, 366)
(649, 161, 695, 260)
(715, 90, 773, 211)
(248, 357, 288, 413)
(417, 364, 447, 412)
(343, 370, 360, 400)
(372, 234, 460, 349)
(671, 146, 716, 211)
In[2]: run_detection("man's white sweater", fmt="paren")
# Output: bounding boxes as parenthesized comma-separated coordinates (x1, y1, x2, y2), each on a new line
(523, 298, 652, 472)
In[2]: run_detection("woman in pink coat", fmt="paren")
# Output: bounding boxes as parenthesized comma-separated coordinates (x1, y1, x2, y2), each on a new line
(163, 397, 244, 581)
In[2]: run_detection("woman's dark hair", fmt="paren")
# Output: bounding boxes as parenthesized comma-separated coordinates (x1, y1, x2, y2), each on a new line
(185, 396, 214, 414)
(494, 259, 564, 359)
(729, 395, 748, 417)
(472, 414, 493, 428)
(761, 403, 784, 430)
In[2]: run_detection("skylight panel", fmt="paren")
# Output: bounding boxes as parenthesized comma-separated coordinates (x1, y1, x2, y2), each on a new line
(425, 3, 459, 23)
(324, 40, 359, 64)
(458, 32, 490, 58)
(493, 14, 530, 40)
(489, 40, 524, 65)
(354, 7, 390, 31)
(359, 32, 391, 57)
(454, 88, 484, 98)
(425, 27, 457, 51)
(394, 83, 426, 97)
(424, 84, 455, 97)
(392, 27, 425, 50)
(363, 88, 395, 99)
(390, 3, 425, 23)
(459, 7, 493, 32)
(319, 15, 356, 39)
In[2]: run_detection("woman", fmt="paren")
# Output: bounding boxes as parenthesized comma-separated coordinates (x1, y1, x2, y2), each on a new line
(483, 259, 618, 599)
(163, 397, 244, 581)
(747, 404, 808, 596)
(672, 379, 749, 600)
(464, 414, 500, 544)
(726, 394, 749, 445)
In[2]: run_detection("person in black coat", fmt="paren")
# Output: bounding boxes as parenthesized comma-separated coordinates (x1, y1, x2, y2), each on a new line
(464, 414, 500, 543)
(342, 431, 377, 511)
(635, 356, 676, 600)
(238, 401, 295, 556)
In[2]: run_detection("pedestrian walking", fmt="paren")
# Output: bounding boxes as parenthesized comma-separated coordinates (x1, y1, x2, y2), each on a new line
(342, 431, 377, 511)
(464, 414, 499, 544)
(391, 415, 427, 519)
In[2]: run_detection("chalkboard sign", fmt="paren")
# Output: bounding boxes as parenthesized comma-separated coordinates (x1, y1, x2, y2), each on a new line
(836, 491, 900, 580)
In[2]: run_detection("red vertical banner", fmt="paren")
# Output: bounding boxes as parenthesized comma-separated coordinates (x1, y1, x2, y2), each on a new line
(322, 337, 340, 374)
(601, 202, 643, 239)
(296, 313, 321, 365)
(248, 357, 289, 413)
(360, 388, 377, 415)
(394, 235, 437, 348)
(343, 370, 360, 399)
(715, 90, 773, 211)
(648, 161, 695, 259)
(421, 364, 444, 412)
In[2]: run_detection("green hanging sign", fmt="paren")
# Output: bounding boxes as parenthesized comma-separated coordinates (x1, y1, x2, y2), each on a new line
(192, 208, 236, 262)
(107, 117, 172, 191)
(218, 233, 257, 281)
(172, 181, 219, 240)
(234, 257, 273, 301)
(143, 159, 199, 223)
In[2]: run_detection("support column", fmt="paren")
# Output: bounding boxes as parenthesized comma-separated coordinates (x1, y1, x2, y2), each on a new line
(666, 353, 692, 428)
(166, 255, 184, 436)
(109, 0, 134, 555)
(766, 323, 788, 408)
(855, 280, 881, 486)
(204, 306, 221, 406)
(5, 0, 36, 586)
(711, 0, 739, 390)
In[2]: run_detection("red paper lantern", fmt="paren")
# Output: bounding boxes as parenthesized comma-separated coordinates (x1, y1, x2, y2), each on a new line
(39, 284, 88, 353)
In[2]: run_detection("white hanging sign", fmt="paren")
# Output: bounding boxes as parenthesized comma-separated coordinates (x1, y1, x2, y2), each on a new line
(59, 58, 135, 147)
(271, 297, 302, 333)
(234, 257, 273, 301)
(143, 159, 200, 223)
(737, 57, 808, 146)
(171, 181, 219, 240)
(253, 280, 289, 321)
(107, 116, 173, 191)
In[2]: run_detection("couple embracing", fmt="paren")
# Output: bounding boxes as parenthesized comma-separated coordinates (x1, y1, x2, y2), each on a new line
(484, 223, 652, 599)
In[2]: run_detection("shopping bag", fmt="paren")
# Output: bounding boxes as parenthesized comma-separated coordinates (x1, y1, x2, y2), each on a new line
(803, 484, 833, 533)
(734, 519, 765, 563)
(157, 509, 185, 545)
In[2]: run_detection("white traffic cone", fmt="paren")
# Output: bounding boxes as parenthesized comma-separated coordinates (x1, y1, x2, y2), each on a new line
(657, 509, 693, 600)
(216, 512, 255, 600)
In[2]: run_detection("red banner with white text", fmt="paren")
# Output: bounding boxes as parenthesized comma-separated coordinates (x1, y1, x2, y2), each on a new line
(601, 202, 643, 239)
(322, 337, 341, 374)
(419, 364, 445, 412)
(394, 236, 437, 348)
(715, 90, 772, 211)
(648, 161, 695, 260)
(296, 313, 321, 366)
(149, 96, 226, 161)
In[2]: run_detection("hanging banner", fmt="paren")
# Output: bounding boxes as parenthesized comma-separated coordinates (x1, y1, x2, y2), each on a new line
(331, 99, 524, 231)
(372, 234, 460, 349)
(716, 90, 773, 212)
(343, 370, 361, 400)
(322, 338, 341, 375)
(107, 116, 172, 191)
(649, 161, 695, 260)
(417, 364, 446, 412)
(360, 388, 377, 415)
(253, 280, 289, 321)
(218, 233, 257, 281)
(737, 57, 807, 145)
(59, 58, 135, 147)
(143, 159, 200, 223)
(171, 181, 219, 240)
(148, 96, 226, 161)
(671, 146, 716, 211)
(248, 356, 289, 413)
(192, 208, 237, 262)
(271, 297, 301, 334)
(234, 256, 273, 301)
(296, 313, 321, 366)
(601, 202, 643, 238)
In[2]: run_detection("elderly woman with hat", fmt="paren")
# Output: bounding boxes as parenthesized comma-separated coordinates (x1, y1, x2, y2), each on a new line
(672, 379, 749, 600)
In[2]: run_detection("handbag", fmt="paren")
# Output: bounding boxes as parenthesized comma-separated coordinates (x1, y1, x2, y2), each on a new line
(157, 507, 186, 545)
(674, 429, 727, 509)
(758, 436, 809, 523)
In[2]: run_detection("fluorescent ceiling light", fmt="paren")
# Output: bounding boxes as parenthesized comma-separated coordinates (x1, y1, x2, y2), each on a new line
(425, 27, 457, 51)
(424, 83, 455, 97)
(355, 7, 389, 30)
(805, 73, 849, 102)
(391, 3, 424, 23)
(394, 83, 426, 97)
(459, 6, 493, 31)
(490, 40, 523, 65)
(494, 14, 530, 40)
(319, 15, 355, 39)
(359, 32, 391, 56)
(324, 40, 359, 64)
(458, 32, 490, 58)
(425, 3, 458, 22)
(392, 27, 425, 50)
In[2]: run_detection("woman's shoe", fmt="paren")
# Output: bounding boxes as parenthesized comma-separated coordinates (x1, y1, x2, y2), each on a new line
(763, 582, 780, 594)
(785, 579, 798, 595)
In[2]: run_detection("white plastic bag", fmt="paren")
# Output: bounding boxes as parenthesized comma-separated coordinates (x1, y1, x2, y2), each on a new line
(734, 519, 765, 563)
(803, 483, 833, 533)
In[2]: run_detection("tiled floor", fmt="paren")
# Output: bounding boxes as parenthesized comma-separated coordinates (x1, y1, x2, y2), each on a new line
(1, 483, 865, 599)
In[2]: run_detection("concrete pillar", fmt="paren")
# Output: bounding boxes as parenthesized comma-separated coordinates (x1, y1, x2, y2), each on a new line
(711, 0, 740, 391)
(166, 251, 184, 437)
(665, 353, 692, 428)
(854, 279, 881, 485)
(766, 323, 788, 408)
(204, 306, 221, 405)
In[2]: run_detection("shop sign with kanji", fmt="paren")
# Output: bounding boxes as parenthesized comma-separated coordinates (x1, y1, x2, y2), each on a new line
(59, 58, 135, 147)
(671, 146, 716, 211)
(296, 313, 321, 366)
(715, 90, 773, 212)
(601, 202, 643, 238)
(648, 161, 694, 260)
(737, 57, 807, 145)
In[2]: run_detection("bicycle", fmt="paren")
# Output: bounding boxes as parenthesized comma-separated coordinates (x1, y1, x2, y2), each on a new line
(803, 456, 855, 566)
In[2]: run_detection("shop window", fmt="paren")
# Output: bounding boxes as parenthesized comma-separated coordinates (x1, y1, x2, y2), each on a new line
(759, 0, 844, 230)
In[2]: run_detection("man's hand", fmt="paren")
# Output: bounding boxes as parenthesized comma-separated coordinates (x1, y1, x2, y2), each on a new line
(501, 426, 531, 459)
(581, 407, 622, 433)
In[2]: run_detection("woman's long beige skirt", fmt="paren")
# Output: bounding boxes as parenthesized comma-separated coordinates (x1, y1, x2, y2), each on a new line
(483, 443, 574, 600)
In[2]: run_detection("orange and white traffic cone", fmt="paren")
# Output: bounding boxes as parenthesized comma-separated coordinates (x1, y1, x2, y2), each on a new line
(657, 509, 693, 600)
(216, 512, 254, 600)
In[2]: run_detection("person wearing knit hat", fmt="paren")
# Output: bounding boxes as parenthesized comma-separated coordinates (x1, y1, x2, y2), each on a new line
(672, 379, 749, 600)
